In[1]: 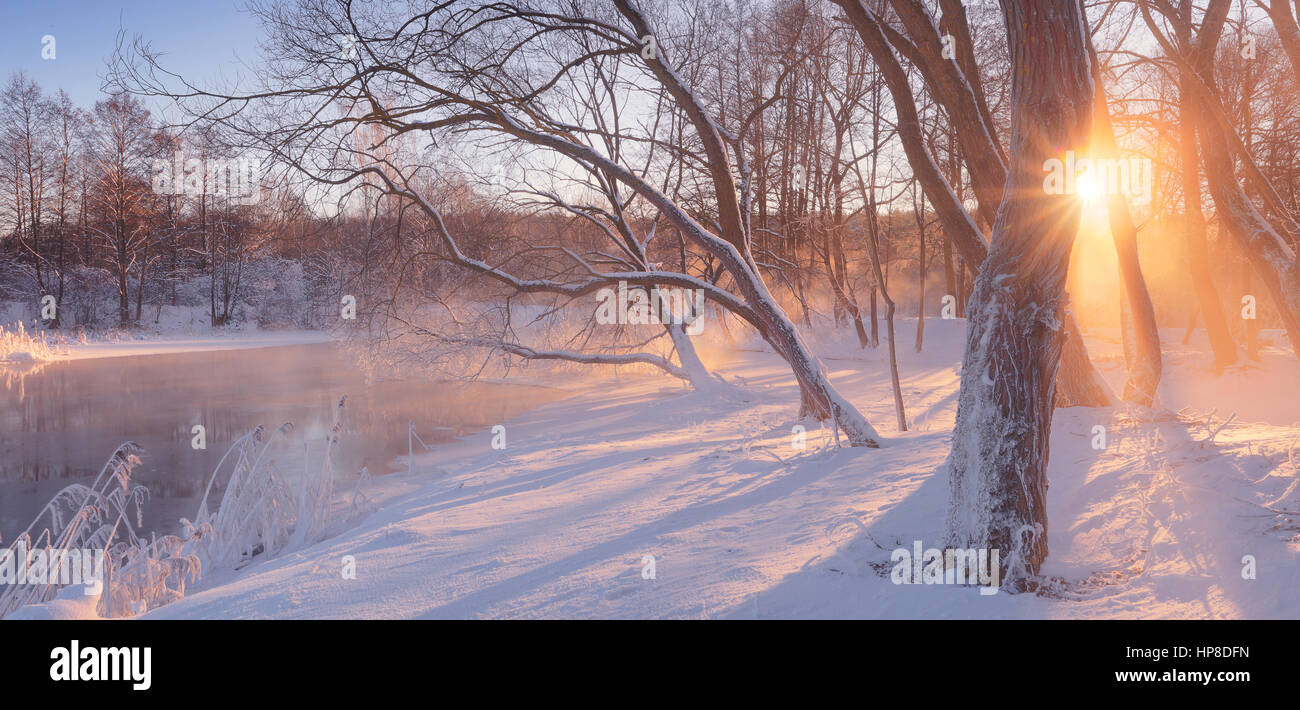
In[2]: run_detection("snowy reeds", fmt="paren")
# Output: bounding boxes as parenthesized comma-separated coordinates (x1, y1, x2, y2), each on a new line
(183, 397, 351, 570)
(2, 398, 366, 619)
(0, 321, 63, 362)
(0, 442, 200, 619)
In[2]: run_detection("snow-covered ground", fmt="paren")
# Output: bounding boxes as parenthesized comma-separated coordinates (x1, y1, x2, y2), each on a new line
(54, 330, 331, 361)
(134, 318, 1299, 619)
(0, 301, 330, 363)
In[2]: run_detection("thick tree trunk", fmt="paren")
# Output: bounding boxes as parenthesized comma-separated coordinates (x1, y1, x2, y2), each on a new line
(945, 0, 1094, 588)
(665, 322, 715, 392)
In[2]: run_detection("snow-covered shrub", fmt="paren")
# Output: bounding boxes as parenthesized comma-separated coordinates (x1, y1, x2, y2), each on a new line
(2, 399, 366, 619)
(60, 265, 118, 327)
(0, 443, 200, 619)
(240, 256, 313, 328)
(181, 396, 354, 571)
(0, 259, 36, 302)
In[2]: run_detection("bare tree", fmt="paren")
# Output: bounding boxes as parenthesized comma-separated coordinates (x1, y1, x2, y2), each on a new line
(1, 73, 53, 297)
(112, 0, 889, 445)
(87, 93, 155, 326)
(1140, 0, 1300, 359)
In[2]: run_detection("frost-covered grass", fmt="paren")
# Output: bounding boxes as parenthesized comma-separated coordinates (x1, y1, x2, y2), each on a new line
(182, 397, 369, 572)
(0, 442, 200, 619)
(0, 322, 66, 363)
(1, 398, 369, 619)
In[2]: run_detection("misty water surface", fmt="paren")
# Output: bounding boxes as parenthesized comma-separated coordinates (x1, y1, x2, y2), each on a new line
(0, 342, 562, 540)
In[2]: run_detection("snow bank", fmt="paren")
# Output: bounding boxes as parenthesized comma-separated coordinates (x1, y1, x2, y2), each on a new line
(58, 329, 330, 361)
(139, 318, 1299, 619)
(6, 584, 103, 621)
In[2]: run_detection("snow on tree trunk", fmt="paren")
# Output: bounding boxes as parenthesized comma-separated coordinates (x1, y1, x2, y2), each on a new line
(840, 0, 1112, 410)
(665, 321, 715, 392)
(945, 0, 1095, 589)
(763, 299, 882, 446)
(1174, 0, 1300, 359)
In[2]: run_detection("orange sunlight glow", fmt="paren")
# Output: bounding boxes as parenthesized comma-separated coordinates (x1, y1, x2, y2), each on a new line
(1067, 184, 1122, 332)
(1075, 169, 1101, 204)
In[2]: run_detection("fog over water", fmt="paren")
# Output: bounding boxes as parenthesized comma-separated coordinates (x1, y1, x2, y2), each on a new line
(0, 342, 562, 540)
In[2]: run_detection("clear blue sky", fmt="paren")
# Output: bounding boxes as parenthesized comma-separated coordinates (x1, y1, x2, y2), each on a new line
(0, 0, 262, 111)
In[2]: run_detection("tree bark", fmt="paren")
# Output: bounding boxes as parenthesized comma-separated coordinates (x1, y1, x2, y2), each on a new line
(838, 0, 1113, 408)
(1184, 0, 1300, 358)
(944, 0, 1095, 588)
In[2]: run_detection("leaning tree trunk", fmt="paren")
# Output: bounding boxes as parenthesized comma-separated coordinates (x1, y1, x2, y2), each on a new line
(658, 283, 717, 393)
(944, 0, 1094, 589)
(665, 322, 716, 391)
(1196, 128, 1300, 359)
(610, 0, 881, 446)
(1185, 20, 1300, 359)
(1089, 52, 1163, 407)
(1178, 75, 1237, 371)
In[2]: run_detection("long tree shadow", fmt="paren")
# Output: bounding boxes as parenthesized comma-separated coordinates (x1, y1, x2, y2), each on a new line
(415, 441, 900, 618)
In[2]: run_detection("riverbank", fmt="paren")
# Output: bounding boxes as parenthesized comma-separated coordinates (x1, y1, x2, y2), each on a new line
(0, 338, 568, 553)
(0, 294, 336, 364)
(55, 330, 332, 361)
(0, 322, 331, 364)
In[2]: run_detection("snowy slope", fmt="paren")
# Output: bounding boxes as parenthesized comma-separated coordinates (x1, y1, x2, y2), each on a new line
(139, 319, 1299, 619)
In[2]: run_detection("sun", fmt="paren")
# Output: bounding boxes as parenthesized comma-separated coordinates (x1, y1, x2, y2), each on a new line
(1075, 170, 1101, 203)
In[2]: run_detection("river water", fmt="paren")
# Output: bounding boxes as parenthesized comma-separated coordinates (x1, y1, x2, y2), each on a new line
(0, 342, 561, 540)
